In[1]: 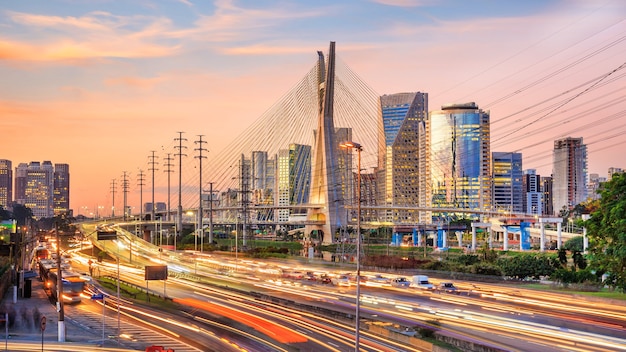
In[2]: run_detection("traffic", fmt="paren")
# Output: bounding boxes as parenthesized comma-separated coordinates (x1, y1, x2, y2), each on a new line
(32, 222, 626, 352)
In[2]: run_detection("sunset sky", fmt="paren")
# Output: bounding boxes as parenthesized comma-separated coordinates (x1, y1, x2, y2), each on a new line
(1, 0, 624, 216)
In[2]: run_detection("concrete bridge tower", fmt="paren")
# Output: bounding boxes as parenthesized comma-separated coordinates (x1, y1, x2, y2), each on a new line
(306, 42, 345, 244)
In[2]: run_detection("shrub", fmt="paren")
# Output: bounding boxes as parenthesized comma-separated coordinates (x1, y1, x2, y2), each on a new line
(471, 263, 503, 276)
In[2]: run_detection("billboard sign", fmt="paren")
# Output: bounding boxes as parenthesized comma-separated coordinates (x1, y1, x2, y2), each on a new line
(145, 265, 168, 281)
(97, 231, 118, 240)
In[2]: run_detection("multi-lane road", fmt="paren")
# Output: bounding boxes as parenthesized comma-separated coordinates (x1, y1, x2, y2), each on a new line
(71, 223, 626, 352)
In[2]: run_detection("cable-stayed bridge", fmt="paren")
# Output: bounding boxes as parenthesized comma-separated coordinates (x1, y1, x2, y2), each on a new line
(127, 42, 562, 249)
(166, 41, 385, 245)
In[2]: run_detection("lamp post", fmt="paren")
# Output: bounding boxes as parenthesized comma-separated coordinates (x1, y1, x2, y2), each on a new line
(339, 140, 362, 352)
(55, 222, 65, 342)
(235, 214, 240, 272)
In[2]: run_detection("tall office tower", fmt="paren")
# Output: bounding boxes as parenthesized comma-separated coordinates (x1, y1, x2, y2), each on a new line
(335, 127, 355, 225)
(14, 163, 27, 204)
(53, 163, 70, 215)
(0, 160, 12, 209)
(276, 144, 311, 222)
(379, 92, 429, 224)
(541, 176, 553, 215)
(552, 137, 587, 214)
(523, 169, 543, 215)
(250, 151, 276, 221)
(608, 167, 623, 181)
(15, 161, 55, 218)
(492, 152, 523, 213)
(428, 103, 491, 218)
(359, 172, 378, 222)
(251, 151, 275, 201)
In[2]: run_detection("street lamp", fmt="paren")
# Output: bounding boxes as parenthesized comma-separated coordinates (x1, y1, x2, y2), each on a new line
(236, 214, 241, 272)
(339, 140, 362, 352)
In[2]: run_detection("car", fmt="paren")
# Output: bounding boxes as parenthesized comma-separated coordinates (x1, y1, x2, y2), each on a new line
(364, 274, 390, 287)
(318, 274, 332, 284)
(391, 277, 411, 288)
(438, 282, 458, 293)
(331, 275, 351, 286)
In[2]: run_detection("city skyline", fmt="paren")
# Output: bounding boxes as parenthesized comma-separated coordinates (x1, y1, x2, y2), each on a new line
(1, 0, 624, 213)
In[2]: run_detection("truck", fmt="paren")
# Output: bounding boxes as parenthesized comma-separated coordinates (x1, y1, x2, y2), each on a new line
(411, 275, 434, 290)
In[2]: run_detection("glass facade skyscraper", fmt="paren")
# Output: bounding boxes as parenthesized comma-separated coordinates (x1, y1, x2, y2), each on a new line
(427, 103, 491, 217)
(380, 92, 429, 224)
(53, 163, 70, 215)
(523, 169, 544, 215)
(0, 160, 11, 209)
(492, 152, 523, 213)
(276, 143, 311, 222)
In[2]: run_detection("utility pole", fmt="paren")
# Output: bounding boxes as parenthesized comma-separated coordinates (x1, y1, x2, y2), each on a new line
(174, 132, 187, 245)
(195, 135, 208, 252)
(239, 154, 250, 247)
(148, 151, 159, 224)
(163, 153, 174, 222)
(110, 179, 116, 217)
(122, 172, 129, 221)
(55, 222, 65, 342)
(205, 182, 216, 244)
(137, 169, 145, 221)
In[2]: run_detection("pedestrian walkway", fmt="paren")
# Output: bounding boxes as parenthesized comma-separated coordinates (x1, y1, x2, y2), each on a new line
(0, 276, 140, 351)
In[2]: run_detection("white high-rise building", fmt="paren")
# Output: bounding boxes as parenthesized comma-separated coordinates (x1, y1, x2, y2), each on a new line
(552, 137, 587, 214)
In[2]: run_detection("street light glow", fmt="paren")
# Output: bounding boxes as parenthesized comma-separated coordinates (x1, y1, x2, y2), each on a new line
(339, 141, 362, 150)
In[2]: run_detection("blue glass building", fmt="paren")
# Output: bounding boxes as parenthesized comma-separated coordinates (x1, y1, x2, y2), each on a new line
(427, 103, 491, 216)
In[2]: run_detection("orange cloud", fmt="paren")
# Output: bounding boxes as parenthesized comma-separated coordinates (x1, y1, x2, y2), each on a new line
(0, 38, 179, 62)
(105, 76, 165, 89)
(2, 11, 180, 63)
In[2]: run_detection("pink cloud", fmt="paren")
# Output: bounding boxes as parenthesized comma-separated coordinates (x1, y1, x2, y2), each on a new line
(105, 76, 165, 89)
(370, 0, 433, 7)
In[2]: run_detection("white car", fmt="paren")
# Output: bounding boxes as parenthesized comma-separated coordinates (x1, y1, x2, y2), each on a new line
(391, 277, 411, 288)
(331, 275, 351, 286)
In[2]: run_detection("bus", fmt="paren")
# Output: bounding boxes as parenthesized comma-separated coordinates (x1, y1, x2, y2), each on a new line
(45, 269, 85, 304)
(35, 246, 50, 261)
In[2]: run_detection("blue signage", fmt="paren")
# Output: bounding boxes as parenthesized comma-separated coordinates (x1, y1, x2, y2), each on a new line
(437, 228, 444, 248)
(91, 293, 104, 300)
(520, 222, 531, 250)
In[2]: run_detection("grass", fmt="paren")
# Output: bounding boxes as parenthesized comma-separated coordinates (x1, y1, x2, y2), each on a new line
(518, 282, 626, 300)
(97, 276, 180, 311)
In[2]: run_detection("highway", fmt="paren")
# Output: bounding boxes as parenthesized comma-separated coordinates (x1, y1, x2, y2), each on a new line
(74, 223, 626, 352)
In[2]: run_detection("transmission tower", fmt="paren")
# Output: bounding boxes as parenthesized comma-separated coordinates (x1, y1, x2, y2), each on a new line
(163, 153, 174, 222)
(238, 154, 252, 247)
(205, 182, 217, 244)
(195, 135, 208, 252)
(110, 179, 116, 217)
(137, 169, 145, 220)
(148, 151, 159, 222)
(174, 132, 187, 244)
(121, 171, 129, 221)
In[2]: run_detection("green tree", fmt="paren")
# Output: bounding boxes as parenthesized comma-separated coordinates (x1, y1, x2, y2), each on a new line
(557, 247, 568, 266)
(11, 204, 33, 226)
(585, 172, 626, 292)
(0, 206, 10, 221)
(572, 250, 586, 270)
(564, 236, 584, 252)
